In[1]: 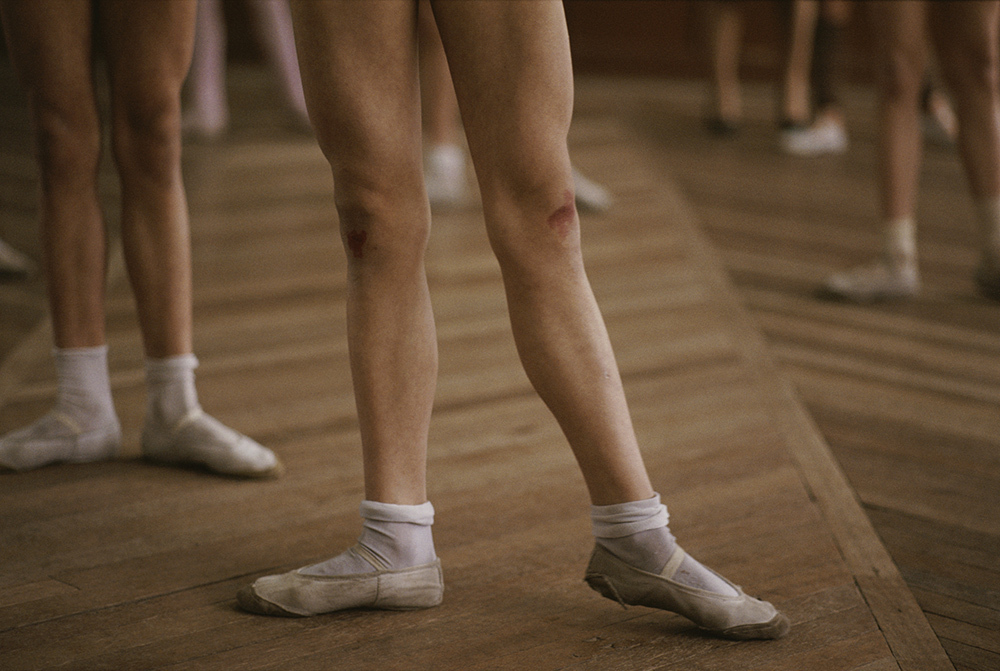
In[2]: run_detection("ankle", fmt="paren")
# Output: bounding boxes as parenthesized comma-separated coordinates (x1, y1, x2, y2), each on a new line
(145, 354, 201, 430)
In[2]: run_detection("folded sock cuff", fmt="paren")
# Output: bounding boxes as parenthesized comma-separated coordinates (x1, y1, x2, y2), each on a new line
(145, 354, 199, 381)
(360, 500, 435, 526)
(591, 493, 669, 538)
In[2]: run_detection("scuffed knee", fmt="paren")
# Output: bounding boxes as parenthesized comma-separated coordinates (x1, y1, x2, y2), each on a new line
(336, 196, 430, 270)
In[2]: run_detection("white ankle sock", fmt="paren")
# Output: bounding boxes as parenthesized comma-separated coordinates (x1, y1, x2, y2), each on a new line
(302, 500, 437, 576)
(883, 216, 918, 271)
(591, 494, 737, 596)
(0, 346, 120, 471)
(145, 354, 201, 430)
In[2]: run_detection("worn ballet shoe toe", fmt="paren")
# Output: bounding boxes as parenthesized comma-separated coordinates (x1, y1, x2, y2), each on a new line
(141, 409, 282, 479)
(237, 550, 444, 617)
(584, 544, 790, 640)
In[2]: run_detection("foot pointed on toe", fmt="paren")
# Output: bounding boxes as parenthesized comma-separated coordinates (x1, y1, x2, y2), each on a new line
(237, 551, 444, 617)
(141, 409, 283, 479)
(584, 544, 790, 640)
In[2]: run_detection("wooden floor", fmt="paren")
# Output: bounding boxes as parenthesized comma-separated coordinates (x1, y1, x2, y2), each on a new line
(595, 78, 1000, 671)
(0, 65, 986, 670)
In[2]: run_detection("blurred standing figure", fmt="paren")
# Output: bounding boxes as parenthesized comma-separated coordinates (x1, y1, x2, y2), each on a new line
(823, 0, 1000, 301)
(779, 0, 852, 156)
(0, 0, 281, 477)
(183, 0, 310, 139)
(702, 0, 747, 135)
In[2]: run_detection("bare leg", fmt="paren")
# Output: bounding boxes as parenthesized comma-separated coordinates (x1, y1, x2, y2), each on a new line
(930, 0, 1000, 295)
(417, 0, 467, 207)
(703, 0, 744, 131)
(101, 0, 282, 478)
(780, 0, 851, 156)
(432, 0, 650, 507)
(780, 0, 820, 126)
(184, 0, 229, 139)
(929, 1, 1000, 201)
(1, 0, 106, 350)
(245, 0, 310, 128)
(102, 0, 197, 359)
(822, 1, 925, 301)
(291, 0, 434, 506)
(0, 1, 123, 472)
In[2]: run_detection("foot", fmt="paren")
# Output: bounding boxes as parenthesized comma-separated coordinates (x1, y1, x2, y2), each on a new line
(584, 544, 789, 640)
(424, 144, 468, 208)
(573, 168, 613, 213)
(0, 412, 120, 472)
(780, 115, 848, 157)
(975, 254, 1000, 300)
(0, 238, 34, 276)
(182, 109, 228, 142)
(822, 260, 920, 302)
(704, 116, 740, 137)
(141, 409, 282, 478)
(237, 546, 444, 617)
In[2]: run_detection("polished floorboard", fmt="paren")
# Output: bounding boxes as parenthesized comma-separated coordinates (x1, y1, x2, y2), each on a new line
(0, 65, 985, 670)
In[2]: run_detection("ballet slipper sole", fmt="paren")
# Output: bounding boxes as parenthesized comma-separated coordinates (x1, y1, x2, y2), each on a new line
(584, 545, 790, 640)
(238, 560, 444, 617)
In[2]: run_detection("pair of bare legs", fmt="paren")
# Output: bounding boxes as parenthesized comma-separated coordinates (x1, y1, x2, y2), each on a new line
(702, 0, 825, 142)
(183, 0, 310, 140)
(824, 0, 1000, 302)
(238, 0, 788, 639)
(0, 0, 279, 477)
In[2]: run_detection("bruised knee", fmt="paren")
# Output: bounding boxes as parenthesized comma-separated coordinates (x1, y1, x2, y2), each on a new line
(546, 189, 577, 240)
(336, 196, 430, 268)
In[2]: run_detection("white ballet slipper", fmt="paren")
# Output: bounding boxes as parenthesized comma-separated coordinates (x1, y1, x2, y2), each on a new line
(584, 544, 790, 640)
(238, 546, 444, 617)
(141, 409, 282, 479)
(0, 412, 120, 472)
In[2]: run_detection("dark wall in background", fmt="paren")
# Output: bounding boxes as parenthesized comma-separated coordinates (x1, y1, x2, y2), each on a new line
(0, 0, 875, 83)
(563, 0, 874, 82)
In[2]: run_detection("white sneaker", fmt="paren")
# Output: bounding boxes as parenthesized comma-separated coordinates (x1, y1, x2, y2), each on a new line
(424, 144, 467, 208)
(822, 261, 920, 302)
(0, 238, 34, 275)
(780, 118, 848, 157)
(572, 167, 613, 213)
